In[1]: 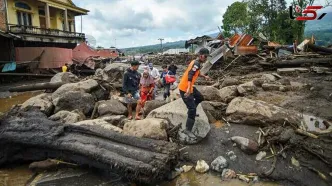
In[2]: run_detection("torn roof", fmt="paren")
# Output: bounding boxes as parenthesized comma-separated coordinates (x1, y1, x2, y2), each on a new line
(185, 35, 214, 48)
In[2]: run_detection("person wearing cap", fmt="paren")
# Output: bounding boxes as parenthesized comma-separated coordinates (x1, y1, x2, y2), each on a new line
(178, 48, 211, 138)
(148, 63, 160, 98)
(123, 61, 141, 120)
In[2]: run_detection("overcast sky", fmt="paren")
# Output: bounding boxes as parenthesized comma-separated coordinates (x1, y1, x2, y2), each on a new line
(72, 0, 331, 49)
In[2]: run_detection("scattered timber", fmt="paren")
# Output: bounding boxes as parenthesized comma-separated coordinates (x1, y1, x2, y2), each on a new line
(274, 57, 332, 67)
(0, 108, 179, 183)
(9, 82, 65, 92)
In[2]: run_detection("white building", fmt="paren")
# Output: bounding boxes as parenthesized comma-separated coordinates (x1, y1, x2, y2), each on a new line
(163, 48, 189, 55)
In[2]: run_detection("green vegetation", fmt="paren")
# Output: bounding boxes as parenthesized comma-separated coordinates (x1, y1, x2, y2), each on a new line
(222, 0, 331, 45)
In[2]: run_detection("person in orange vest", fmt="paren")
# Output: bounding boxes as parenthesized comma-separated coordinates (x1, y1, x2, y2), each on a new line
(178, 48, 211, 138)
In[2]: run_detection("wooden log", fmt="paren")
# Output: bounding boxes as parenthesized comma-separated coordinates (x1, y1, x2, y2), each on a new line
(0, 108, 179, 183)
(274, 57, 332, 67)
(0, 73, 53, 77)
(9, 82, 65, 92)
(308, 44, 332, 54)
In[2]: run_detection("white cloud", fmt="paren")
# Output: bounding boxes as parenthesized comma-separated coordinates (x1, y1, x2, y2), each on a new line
(73, 0, 238, 48)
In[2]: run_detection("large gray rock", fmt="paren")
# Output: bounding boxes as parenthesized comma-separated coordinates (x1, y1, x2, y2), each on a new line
(219, 86, 239, 103)
(50, 72, 79, 83)
(144, 100, 167, 116)
(21, 93, 54, 116)
(147, 99, 211, 144)
(73, 119, 123, 133)
(49, 110, 85, 124)
(237, 81, 257, 96)
(97, 100, 127, 116)
(201, 101, 227, 121)
(123, 118, 169, 140)
(52, 79, 99, 101)
(226, 97, 302, 127)
(261, 74, 277, 83)
(52, 91, 95, 115)
(102, 63, 129, 83)
(98, 115, 127, 127)
(220, 78, 240, 88)
(196, 86, 222, 102)
(211, 156, 228, 173)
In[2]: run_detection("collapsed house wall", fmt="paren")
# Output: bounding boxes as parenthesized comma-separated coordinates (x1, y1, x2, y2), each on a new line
(15, 47, 73, 69)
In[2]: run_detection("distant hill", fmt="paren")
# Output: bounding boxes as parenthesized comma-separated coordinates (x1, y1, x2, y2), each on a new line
(122, 40, 186, 55)
(122, 33, 220, 55)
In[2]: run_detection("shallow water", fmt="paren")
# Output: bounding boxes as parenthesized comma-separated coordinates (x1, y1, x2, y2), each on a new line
(0, 165, 33, 186)
(0, 91, 42, 113)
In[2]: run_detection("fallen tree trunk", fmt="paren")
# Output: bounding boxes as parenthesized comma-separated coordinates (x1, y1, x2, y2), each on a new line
(9, 82, 65, 92)
(308, 44, 332, 54)
(0, 108, 179, 183)
(274, 57, 332, 67)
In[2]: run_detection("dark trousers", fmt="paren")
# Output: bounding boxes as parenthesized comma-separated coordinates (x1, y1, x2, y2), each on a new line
(180, 87, 204, 131)
(163, 83, 171, 99)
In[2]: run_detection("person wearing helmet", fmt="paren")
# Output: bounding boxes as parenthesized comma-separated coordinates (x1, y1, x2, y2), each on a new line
(178, 48, 211, 139)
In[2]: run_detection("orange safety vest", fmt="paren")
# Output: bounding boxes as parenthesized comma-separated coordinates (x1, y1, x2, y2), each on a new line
(178, 60, 200, 93)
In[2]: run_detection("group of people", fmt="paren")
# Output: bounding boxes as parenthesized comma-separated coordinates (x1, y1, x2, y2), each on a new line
(122, 61, 178, 120)
(123, 47, 211, 139)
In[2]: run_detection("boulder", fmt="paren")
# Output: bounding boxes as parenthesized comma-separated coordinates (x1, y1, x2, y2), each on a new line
(50, 72, 79, 83)
(143, 100, 167, 116)
(49, 110, 85, 124)
(52, 91, 95, 115)
(147, 99, 211, 144)
(195, 160, 209, 173)
(219, 86, 239, 103)
(97, 100, 127, 116)
(211, 156, 228, 173)
(237, 81, 257, 96)
(123, 118, 169, 140)
(98, 115, 127, 127)
(73, 119, 123, 133)
(261, 74, 277, 83)
(278, 78, 291, 86)
(231, 136, 259, 154)
(21, 93, 54, 116)
(52, 79, 99, 101)
(201, 101, 227, 121)
(102, 63, 129, 83)
(220, 78, 240, 88)
(196, 86, 222, 102)
(226, 97, 302, 126)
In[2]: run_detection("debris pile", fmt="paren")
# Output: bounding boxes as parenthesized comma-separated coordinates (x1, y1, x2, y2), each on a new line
(148, 53, 196, 65)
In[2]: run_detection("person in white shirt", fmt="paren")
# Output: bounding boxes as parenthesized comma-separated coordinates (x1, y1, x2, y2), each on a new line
(148, 63, 160, 98)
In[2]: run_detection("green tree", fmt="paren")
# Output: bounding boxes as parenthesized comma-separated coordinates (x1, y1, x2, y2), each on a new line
(222, 2, 249, 37)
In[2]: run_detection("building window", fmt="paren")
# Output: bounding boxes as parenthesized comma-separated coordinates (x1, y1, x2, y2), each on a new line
(15, 2, 31, 10)
(17, 12, 32, 26)
(15, 2, 32, 26)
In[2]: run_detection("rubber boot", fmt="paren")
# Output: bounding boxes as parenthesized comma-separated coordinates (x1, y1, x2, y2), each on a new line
(186, 118, 196, 132)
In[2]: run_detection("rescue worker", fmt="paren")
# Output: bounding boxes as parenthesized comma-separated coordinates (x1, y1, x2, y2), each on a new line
(62, 63, 69, 72)
(178, 48, 211, 138)
(123, 61, 141, 120)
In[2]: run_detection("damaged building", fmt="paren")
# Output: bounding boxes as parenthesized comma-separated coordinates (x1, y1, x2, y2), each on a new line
(0, 0, 89, 74)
